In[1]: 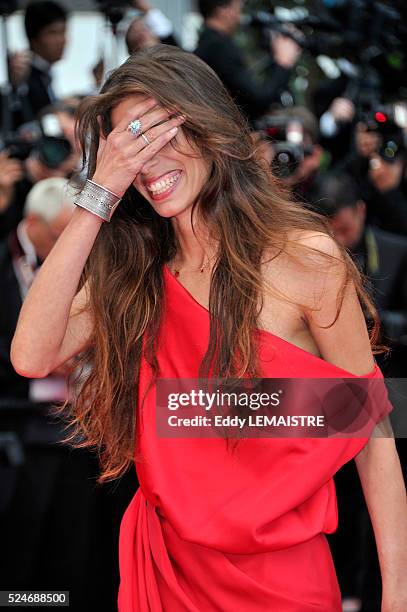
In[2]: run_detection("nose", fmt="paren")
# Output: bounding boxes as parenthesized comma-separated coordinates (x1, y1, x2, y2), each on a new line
(140, 154, 161, 176)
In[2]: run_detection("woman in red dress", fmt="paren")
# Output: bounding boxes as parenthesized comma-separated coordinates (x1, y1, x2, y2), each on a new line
(11, 46, 407, 611)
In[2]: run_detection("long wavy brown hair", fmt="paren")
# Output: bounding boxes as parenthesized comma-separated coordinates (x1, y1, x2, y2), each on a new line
(52, 45, 387, 483)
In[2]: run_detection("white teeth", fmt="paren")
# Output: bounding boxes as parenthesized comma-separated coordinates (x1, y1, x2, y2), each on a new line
(146, 173, 181, 195)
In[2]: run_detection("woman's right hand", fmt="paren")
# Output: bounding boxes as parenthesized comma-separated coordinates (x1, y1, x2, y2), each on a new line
(91, 96, 185, 197)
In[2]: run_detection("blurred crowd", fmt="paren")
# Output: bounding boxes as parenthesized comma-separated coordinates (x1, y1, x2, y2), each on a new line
(0, 1, 406, 611)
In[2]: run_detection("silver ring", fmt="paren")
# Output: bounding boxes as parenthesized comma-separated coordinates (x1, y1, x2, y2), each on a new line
(141, 133, 150, 146)
(127, 119, 142, 136)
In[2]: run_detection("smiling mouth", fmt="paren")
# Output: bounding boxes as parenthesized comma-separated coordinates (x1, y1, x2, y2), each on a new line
(144, 171, 182, 197)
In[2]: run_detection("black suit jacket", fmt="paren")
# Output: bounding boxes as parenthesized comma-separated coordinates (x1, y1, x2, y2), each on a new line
(0, 230, 32, 399)
(194, 26, 291, 123)
(26, 65, 54, 118)
(355, 225, 407, 344)
(13, 64, 55, 128)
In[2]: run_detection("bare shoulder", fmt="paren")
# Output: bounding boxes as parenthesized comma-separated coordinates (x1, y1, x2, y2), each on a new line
(262, 228, 342, 269)
(257, 228, 357, 357)
(285, 228, 343, 263)
(258, 230, 331, 348)
(262, 229, 376, 375)
(261, 229, 344, 310)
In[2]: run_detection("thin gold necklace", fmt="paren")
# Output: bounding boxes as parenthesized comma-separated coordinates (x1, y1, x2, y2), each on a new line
(170, 254, 216, 277)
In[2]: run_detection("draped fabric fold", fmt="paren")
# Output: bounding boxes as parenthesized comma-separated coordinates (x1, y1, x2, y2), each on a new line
(118, 265, 392, 611)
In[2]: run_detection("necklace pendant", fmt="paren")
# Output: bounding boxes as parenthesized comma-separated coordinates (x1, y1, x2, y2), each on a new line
(174, 270, 180, 277)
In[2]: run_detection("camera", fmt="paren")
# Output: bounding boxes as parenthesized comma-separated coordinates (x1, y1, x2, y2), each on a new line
(245, 1, 406, 61)
(358, 102, 407, 163)
(2, 113, 72, 169)
(254, 116, 313, 179)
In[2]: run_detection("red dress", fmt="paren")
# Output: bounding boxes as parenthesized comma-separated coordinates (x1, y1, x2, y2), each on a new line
(118, 265, 392, 611)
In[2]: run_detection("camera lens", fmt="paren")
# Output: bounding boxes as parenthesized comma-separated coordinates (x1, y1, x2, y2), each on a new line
(38, 137, 72, 169)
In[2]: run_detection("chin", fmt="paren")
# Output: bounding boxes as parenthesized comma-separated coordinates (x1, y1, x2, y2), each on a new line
(150, 200, 193, 219)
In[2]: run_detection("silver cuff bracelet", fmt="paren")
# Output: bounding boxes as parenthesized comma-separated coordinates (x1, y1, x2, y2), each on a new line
(75, 179, 122, 222)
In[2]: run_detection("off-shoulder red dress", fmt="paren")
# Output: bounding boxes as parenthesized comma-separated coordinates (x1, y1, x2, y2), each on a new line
(118, 264, 391, 612)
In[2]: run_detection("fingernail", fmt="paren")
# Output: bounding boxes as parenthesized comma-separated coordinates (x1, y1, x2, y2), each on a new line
(169, 127, 178, 135)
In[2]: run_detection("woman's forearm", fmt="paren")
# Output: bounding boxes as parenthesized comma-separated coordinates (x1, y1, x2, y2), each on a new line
(11, 206, 103, 377)
(355, 438, 407, 595)
(11, 99, 184, 379)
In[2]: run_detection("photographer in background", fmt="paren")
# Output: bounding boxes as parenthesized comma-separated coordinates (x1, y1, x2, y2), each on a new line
(336, 106, 407, 236)
(195, 0, 301, 123)
(312, 61, 358, 165)
(0, 177, 76, 400)
(9, 1, 68, 128)
(317, 94, 356, 164)
(125, 0, 178, 55)
(91, 1, 179, 90)
(254, 106, 325, 202)
(312, 172, 407, 376)
(0, 103, 80, 240)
